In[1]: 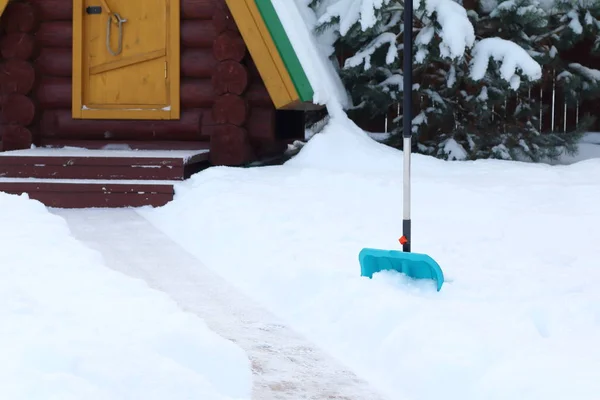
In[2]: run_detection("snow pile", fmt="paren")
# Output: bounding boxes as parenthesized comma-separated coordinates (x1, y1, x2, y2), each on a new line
(550, 132, 600, 164)
(286, 113, 412, 173)
(142, 118, 600, 400)
(0, 193, 252, 399)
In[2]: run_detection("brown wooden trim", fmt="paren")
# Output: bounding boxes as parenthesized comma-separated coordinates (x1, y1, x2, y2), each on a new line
(0, 155, 184, 166)
(0, 181, 174, 193)
(0, 165, 185, 180)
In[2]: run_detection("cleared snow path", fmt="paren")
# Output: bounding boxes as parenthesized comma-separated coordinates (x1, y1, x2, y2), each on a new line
(53, 208, 387, 400)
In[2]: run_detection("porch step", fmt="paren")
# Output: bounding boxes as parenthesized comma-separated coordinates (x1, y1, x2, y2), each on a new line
(0, 178, 176, 208)
(0, 148, 210, 180)
(0, 147, 210, 208)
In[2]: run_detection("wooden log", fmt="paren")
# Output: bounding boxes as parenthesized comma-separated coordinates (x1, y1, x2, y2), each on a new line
(40, 109, 204, 140)
(38, 138, 210, 151)
(0, 2, 38, 33)
(213, 4, 238, 33)
(0, 125, 33, 151)
(36, 77, 216, 110)
(28, 0, 72, 21)
(212, 60, 249, 95)
(213, 31, 246, 62)
(181, 0, 215, 19)
(245, 83, 273, 107)
(212, 94, 248, 125)
(36, 22, 71, 48)
(181, 79, 216, 108)
(209, 124, 254, 166)
(1, 94, 36, 126)
(35, 77, 71, 109)
(1, 33, 37, 61)
(0, 59, 36, 95)
(181, 20, 217, 48)
(246, 108, 276, 141)
(35, 47, 72, 77)
(181, 48, 217, 78)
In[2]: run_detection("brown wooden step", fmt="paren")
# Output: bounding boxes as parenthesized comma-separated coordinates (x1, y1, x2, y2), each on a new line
(0, 148, 210, 180)
(0, 178, 175, 208)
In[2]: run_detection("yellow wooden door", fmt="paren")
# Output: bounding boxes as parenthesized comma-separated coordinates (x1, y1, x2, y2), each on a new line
(72, 0, 180, 120)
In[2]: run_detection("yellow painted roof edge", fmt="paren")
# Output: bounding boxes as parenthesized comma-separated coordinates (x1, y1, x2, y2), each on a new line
(0, 0, 9, 16)
(225, 0, 300, 109)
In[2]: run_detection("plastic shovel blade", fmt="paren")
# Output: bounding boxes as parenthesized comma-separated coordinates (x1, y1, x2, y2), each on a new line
(359, 248, 444, 291)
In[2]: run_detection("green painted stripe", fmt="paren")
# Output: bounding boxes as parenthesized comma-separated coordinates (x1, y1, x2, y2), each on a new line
(254, 0, 314, 102)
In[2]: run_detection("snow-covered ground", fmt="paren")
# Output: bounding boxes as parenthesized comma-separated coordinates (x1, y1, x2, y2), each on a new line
(0, 193, 252, 400)
(140, 116, 600, 400)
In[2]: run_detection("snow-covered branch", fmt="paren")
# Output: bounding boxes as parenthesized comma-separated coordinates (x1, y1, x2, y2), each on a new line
(344, 32, 398, 69)
(470, 37, 542, 89)
(415, 0, 475, 59)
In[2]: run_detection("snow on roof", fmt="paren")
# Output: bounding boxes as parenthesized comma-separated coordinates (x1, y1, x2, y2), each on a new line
(270, 0, 351, 115)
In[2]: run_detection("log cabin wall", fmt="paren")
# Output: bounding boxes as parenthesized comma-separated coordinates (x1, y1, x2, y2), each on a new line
(209, 0, 281, 165)
(0, 0, 283, 166)
(0, 0, 37, 151)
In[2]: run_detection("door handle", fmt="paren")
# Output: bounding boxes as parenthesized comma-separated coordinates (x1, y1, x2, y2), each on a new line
(86, 6, 102, 14)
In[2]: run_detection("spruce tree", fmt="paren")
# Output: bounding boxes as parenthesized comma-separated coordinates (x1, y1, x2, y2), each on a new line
(307, 0, 592, 162)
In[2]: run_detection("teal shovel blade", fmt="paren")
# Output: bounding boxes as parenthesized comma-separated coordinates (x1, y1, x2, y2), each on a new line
(359, 248, 444, 291)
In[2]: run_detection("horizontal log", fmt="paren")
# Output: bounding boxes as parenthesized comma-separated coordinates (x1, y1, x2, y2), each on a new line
(210, 124, 254, 166)
(0, 59, 36, 95)
(245, 83, 273, 107)
(247, 108, 276, 141)
(181, 48, 217, 78)
(28, 0, 72, 21)
(35, 47, 72, 76)
(36, 77, 216, 110)
(181, 19, 217, 48)
(40, 109, 204, 141)
(35, 77, 71, 109)
(1, 2, 38, 33)
(212, 94, 248, 125)
(181, 79, 217, 108)
(182, 0, 215, 19)
(1, 94, 36, 126)
(213, 30, 246, 62)
(213, 4, 238, 33)
(0, 124, 33, 151)
(1, 33, 37, 61)
(212, 60, 249, 95)
(36, 21, 71, 48)
(38, 139, 209, 151)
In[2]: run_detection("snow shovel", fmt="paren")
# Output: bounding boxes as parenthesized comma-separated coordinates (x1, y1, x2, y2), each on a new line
(359, 0, 444, 291)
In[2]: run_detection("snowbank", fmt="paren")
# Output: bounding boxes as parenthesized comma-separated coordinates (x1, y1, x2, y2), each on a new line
(0, 193, 252, 399)
(551, 132, 600, 165)
(141, 119, 600, 400)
